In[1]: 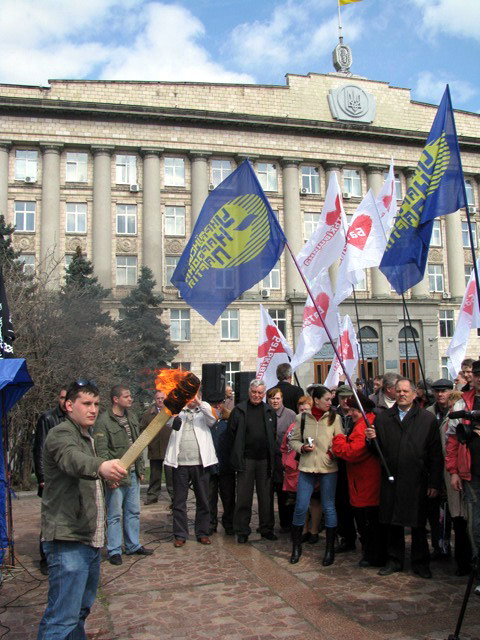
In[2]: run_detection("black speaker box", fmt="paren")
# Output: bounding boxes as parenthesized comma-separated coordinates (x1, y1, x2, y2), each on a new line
(233, 371, 257, 405)
(201, 363, 226, 404)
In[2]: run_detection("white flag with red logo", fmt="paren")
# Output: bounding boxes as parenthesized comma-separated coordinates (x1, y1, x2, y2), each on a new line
(290, 271, 339, 371)
(376, 160, 397, 235)
(334, 189, 387, 306)
(446, 263, 480, 377)
(256, 305, 293, 390)
(323, 315, 359, 389)
(296, 172, 347, 281)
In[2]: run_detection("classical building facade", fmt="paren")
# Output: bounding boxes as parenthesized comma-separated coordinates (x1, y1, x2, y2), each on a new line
(0, 71, 479, 387)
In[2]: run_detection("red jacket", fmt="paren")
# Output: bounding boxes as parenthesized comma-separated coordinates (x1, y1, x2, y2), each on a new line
(280, 423, 299, 492)
(331, 412, 381, 508)
(445, 389, 474, 482)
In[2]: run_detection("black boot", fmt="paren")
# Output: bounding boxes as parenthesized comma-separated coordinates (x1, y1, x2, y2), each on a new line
(290, 525, 303, 564)
(323, 527, 336, 567)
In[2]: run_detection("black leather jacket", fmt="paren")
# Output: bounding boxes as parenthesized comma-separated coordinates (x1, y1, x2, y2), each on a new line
(33, 405, 66, 495)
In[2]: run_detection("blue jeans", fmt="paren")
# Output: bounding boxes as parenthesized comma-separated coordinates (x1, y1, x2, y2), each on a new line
(37, 541, 100, 640)
(293, 471, 338, 528)
(106, 471, 141, 556)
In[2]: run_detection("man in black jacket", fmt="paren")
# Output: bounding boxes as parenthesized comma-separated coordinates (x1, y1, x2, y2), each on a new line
(33, 387, 67, 574)
(228, 379, 277, 543)
(270, 363, 304, 413)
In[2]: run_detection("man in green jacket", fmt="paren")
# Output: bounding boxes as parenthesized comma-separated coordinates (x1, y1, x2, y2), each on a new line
(37, 380, 127, 640)
(94, 385, 153, 565)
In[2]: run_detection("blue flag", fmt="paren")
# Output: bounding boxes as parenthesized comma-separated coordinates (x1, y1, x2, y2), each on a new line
(380, 86, 466, 294)
(171, 160, 287, 324)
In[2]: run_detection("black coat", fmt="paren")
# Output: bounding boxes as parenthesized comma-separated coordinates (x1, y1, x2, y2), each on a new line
(228, 400, 277, 474)
(33, 405, 66, 495)
(271, 380, 304, 413)
(374, 403, 443, 527)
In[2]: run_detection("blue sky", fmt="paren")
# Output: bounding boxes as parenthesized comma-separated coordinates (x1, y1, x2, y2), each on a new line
(0, 0, 478, 113)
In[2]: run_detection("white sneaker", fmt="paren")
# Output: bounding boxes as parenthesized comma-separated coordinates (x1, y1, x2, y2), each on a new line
(474, 584, 480, 596)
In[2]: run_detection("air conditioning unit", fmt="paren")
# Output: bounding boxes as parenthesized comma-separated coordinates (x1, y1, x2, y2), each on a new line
(208, 183, 215, 191)
(468, 205, 477, 215)
(260, 288, 270, 298)
(129, 183, 140, 192)
(442, 292, 451, 300)
(343, 191, 351, 200)
(300, 187, 308, 195)
(24, 176, 35, 183)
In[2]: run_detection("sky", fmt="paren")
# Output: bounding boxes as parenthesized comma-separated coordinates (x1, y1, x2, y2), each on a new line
(0, 0, 479, 113)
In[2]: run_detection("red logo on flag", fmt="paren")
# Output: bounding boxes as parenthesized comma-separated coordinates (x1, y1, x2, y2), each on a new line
(326, 195, 342, 226)
(382, 181, 394, 212)
(346, 214, 372, 250)
(463, 279, 477, 316)
(258, 325, 286, 358)
(303, 293, 330, 328)
(339, 330, 354, 360)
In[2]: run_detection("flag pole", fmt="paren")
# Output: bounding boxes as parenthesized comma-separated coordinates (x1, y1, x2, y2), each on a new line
(337, 0, 343, 44)
(284, 241, 394, 481)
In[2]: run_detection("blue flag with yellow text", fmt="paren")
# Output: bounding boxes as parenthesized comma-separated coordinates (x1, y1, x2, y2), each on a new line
(380, 86, 466, 294)
(171, 160, 287, 324)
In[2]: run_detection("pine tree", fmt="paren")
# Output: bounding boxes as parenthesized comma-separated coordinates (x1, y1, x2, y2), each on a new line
(64, 246, 109, 299)
(117, 266, 177, 399)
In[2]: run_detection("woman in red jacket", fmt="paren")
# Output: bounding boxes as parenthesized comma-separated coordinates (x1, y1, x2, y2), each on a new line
(332, 393, 387, 567)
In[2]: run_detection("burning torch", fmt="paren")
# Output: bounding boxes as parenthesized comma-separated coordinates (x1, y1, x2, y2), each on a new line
(118, 369, 200, 471)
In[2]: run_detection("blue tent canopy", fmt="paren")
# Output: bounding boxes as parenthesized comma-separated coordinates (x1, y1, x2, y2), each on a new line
(0, 358, 33, 564)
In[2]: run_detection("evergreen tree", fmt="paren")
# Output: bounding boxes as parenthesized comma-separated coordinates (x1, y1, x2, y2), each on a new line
(117, 266, 177, 399)
(0, 214, 27, 277)
(64, 246, 110, 299)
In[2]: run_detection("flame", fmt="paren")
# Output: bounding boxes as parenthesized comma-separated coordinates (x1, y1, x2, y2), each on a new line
(154, 368, 192, 396)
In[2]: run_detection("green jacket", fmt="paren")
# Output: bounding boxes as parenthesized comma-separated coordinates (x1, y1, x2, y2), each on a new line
(93, 408, 144, 485)
(41, 417, 105, 544)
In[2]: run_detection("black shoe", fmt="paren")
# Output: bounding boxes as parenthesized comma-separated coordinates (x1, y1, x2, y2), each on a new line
(378, 562, 402, 576)
(109, 554, 123, 566)
(39, 560, 48, 576)
(322, 527, 336, 567)
(301, 532, 312, 543)
(127, 546, 153, 556)
(335, 540, 356, 553)
(224, 529, 235, 536)
(358, 558, 371, 568)
(144, 498, 158, 505)
(307, 533, 319, 545)
(261, 532, 278, 541)
(413, 567, 432, 579)
(290, 525, 303, 564)
(237, 535, 249, 543)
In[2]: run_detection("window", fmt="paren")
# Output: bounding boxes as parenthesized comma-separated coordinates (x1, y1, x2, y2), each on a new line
(222, 361, 240, 386)
(164, 157, 185, 187)
(431, 220, 442, 247)
(116, 204, 137, 235)
(165, 256, 179, 285)
(14, 201, 35, 232)
(170, 309, 190, 341)
(165, 206, 186, 236)
(343, 169, 362, 196)
(465, 179, 475, 205)
(301, 166, 320, 194)
(353, 271, 367, 291)
(66, 152, 87, 182)
(116, 256, 137, 286)
(441, 357, 453, 381)
(257, 163, 277, 191)
(65, 254, 74, 270)
(439, 309, 454, 338)
(15, 150, 38, 180)
(115, 154, 137, 184)
(17, 254, 35, 274)
(465, 264, 474, 286)
(462, 221, 477, 248)
(303, 213, 320, 241)
(383, 171, 402, 200)
(66, 203, 87, 234)
(211, 160, 232, 187)
(172, 361, 191, 371)
(262, 261, 280, 290)
(268, 308, 287, 337)
(221, 309, 239, 340)
(428, 264, 444, 293)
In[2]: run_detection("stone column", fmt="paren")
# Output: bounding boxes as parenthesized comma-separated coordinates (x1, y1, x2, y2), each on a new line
(0, 142, 11, 220)
(404, 167, 430, 298)
(141, 148, 163, 289)
(366, 164, 390, 297)
(282, 158, 304, 297)
(92, 146, 114, 289)
(40, 144, 62, 283)
(189, 152, 211, 224)
(445, 210, 465, 299)
(323, 161, 344, 289)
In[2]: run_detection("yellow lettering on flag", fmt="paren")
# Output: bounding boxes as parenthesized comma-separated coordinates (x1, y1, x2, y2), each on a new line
(339, 0, 363, 5)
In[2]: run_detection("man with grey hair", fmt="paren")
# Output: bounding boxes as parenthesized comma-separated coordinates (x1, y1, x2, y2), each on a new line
(373, 372, 401, 413)
(271, 363, 304, 412)
(228, 379, 278, 543)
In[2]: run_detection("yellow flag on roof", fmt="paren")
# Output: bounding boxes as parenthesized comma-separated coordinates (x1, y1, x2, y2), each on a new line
(339, 0, 363, 5)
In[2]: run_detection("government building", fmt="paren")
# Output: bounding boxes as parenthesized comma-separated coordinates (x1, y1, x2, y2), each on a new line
(1, 58, 479, 388)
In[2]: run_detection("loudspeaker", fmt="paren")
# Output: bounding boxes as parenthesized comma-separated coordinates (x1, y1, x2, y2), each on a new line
(201, 363, 226, 404)
(233, 371, 257, 405)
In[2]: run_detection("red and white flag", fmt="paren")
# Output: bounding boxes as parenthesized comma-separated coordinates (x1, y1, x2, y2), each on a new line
(334, 189, 388, 306)
(256, 305, 293, 390)
(296, 172, 347, 282)
(324, 315, 359, 389)
(447, 263, 480, 377)
(376, 160, 397, 235)
(290, 271, 338, 371)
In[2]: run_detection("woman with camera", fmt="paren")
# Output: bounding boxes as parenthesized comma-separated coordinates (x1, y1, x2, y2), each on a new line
(289, 386, 343, 566)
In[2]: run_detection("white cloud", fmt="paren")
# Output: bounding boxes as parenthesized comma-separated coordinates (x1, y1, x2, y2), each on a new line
(410, 0, 480, 41)
(414, 71, 477, 106)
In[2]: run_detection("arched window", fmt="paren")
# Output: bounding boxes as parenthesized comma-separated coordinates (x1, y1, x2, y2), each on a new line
(358, 326, 378, 340)
(398, 326, 419, 340)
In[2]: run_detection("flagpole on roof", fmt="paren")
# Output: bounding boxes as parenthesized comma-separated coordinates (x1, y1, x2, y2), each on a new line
(337, 0, 343, 44)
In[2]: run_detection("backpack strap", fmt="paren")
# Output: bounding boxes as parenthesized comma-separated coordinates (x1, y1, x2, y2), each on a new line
(300, 412, 306, 442)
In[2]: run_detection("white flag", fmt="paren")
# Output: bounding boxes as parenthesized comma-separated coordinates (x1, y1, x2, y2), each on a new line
(376, 160, 397, 235)
(334, 189, 388, 306)
(290, 271, 339, 371)
(296, 172, 347, 281)
(446, 264, 480, 378)
(256, 305, 293, 390)
(324, 315, 359, 389)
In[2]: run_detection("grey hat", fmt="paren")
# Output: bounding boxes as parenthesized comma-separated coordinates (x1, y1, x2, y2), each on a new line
(337, 385, 354, 397)
(431, 378, 454, 390)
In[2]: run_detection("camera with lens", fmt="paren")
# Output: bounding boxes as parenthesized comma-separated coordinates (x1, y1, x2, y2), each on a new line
(449, 409, 480, 444)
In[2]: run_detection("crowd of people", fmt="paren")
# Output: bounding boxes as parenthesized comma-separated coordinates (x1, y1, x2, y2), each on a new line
(32, 358, 480, 638)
